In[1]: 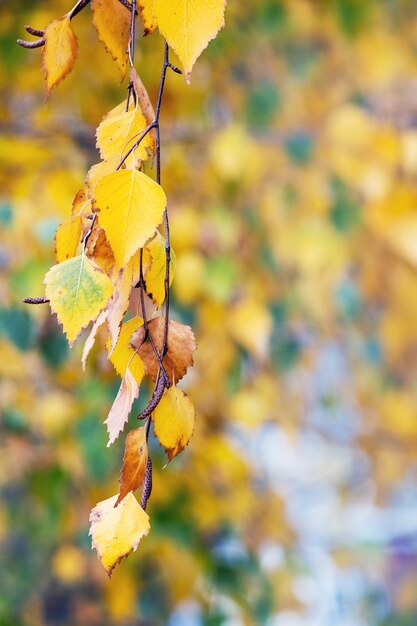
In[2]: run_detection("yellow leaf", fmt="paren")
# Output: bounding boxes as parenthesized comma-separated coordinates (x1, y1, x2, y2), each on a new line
(144, 232, 176, 306)
(152, 386, 195, 461)
(108, 316, 145, 385)
(95, 169, 166, 268)
(154, 0, 226, 81)
(54, 215, 82, 263)
(89, 492, 150, 577)
(44, 255, 113, 345)
(116, 426, 148, 505)
(42, 16, 78, 92)
(92, 0, 130, 79)
(96, 101, 153, 164)
(138, 0, 158, 35)
(86, 158, 121, 195)
(105, 367, 139, 446)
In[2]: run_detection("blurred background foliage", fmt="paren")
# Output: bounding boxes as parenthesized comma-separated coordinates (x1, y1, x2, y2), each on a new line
(1, 0, 417, 625)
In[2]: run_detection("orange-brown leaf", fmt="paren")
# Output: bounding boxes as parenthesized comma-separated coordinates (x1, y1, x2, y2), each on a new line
(131, 317, 196, 384)
(116, 426, 148, 506)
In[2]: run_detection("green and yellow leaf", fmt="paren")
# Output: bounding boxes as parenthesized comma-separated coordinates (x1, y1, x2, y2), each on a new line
(44, 255, 112, 345)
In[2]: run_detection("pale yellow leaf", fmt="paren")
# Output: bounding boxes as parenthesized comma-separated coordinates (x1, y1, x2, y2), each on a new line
(154, 0, 226, 81)
(96, 101, 153, 165)
(95, 169, 166, 268)
(82, 309, 108, 370)
(92, 0, 130, 79)
(107, 316, 145, 385)
(44, 255, 113, 346)
(104, 367, 139, 446)
(55, 215, 82, 263)
(89, 492, 150, 577)
(116, 426, 148, 505)
(42, 16, 78, 92)
(152, 385, 195, 461)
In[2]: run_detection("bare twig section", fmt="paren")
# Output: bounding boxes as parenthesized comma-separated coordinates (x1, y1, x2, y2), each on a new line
(23, 297, 50, 305)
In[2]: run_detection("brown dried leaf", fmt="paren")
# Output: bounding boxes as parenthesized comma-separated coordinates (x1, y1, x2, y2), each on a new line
(116, 426, 148, 506)
(131, 317, 196, 384)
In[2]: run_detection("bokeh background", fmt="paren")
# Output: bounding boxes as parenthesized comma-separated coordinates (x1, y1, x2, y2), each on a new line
(1, 1, 417, 624)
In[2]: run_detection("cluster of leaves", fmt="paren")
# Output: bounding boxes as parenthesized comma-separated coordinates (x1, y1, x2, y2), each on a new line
(18, 0, 225, 576)
(2, 1, 417, 625)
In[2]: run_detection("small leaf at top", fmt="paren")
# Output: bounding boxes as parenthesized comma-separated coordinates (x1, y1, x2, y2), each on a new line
(42, 16, 78, 92)
(89, 492, 150, 577)
(44, 255, 112, 346)
(152, 385, 195, 461)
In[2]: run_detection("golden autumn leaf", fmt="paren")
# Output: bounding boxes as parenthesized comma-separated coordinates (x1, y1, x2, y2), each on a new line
(92, 0, 130, 80)
(104, 367, 139, 446)
(71, 186, 93, 233)
(152, 386, 195, 461)
(96, 101, 153, 164)
(95, 169, 166, 268)
(44, 255, 113, 345)
(86, 158, 121, 196)
(54, 215, 82, 263)
(42, 16, 78, 92)
(131, 316, 196, 383)
(138, 0, 158, 35)
(144, 232, 176, 306)
(116, 426, 148, 505)
(107, 316, 145, 385)
(154, 0, 226, 81)
(89, 492, 150, 577)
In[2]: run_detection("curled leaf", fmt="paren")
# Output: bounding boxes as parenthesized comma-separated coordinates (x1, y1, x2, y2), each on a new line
(116, 426, 148, 505)
(104, 367, 139, 446)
